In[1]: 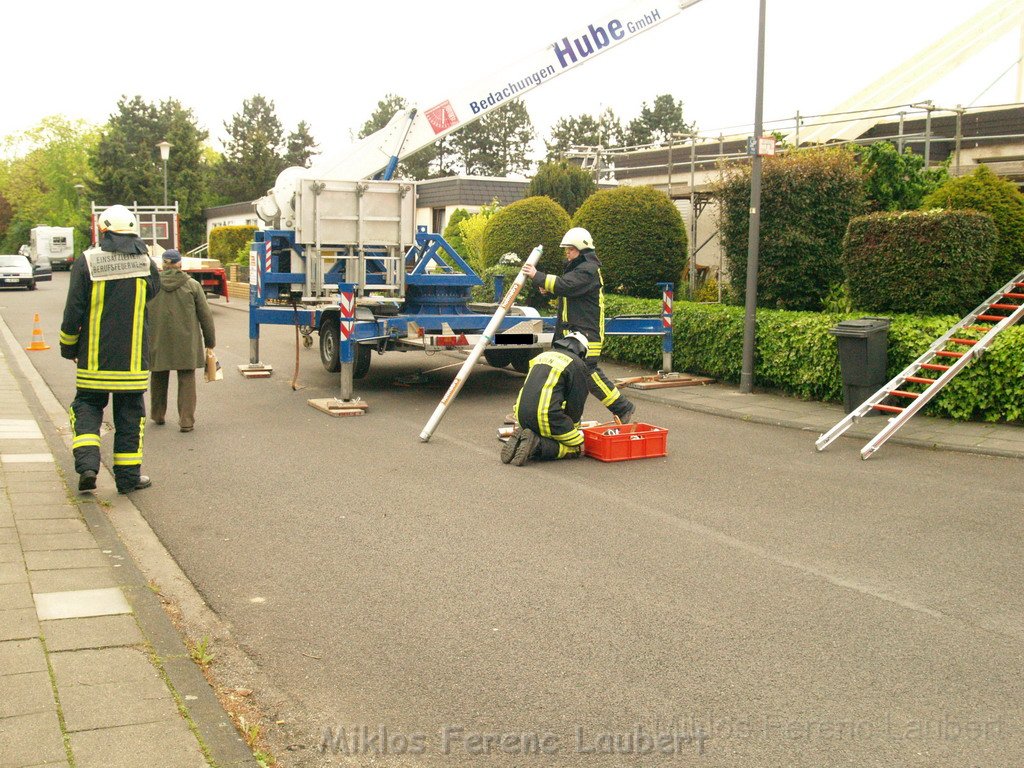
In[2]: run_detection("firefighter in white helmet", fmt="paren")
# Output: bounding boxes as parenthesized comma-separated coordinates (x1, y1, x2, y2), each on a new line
(60, 204, 159, 494)
(502, 332, 590, 466)
(522, 227, 635, 423)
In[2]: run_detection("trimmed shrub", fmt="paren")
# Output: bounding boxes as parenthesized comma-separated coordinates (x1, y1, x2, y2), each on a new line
(209, 225, 258, 265)
(442, 208, 471, 260)
(600, 295, 1024, 422)
(716, 147, 866, 310)
(458, 200, 501, 277)
(482, 196, 571, 305)
(528, 161, 596, 215)
(921, 165, 1024, 283)
(571, 185, 687, 298)
(843, 209, 997, 315)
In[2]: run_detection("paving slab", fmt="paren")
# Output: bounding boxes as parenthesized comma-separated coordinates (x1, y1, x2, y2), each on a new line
(60, 677, 179, 732)
(0, 527, 16, 545)
(69, 718, 208, 768)
(0, 453, 55, 463)
(0, 581, 34, 610)
(20, 532, 98, 552)
(0, 670, 56, 718)
(24, 549, 109, 571)
(0, 543, 21, 564)
(14, 519, 87, 536)
(13, 504, 81, 521)
(40, 615, 144, 652)
(0, 607, 38, 641)
(29, 567, 119, 594)
(49, 646, 159, 687)
(0, 711, 67, 767)
(34, 587, 132, 621)
(0, 562, 28, 586)
(0, 638, 47, 676)
(7, 491, 69, 507)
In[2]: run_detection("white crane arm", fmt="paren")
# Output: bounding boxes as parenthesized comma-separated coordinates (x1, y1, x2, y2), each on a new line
(257, 0, 702, 225)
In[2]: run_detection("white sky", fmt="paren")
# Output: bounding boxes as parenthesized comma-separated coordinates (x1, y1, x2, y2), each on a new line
(4, 0, 1021, 162)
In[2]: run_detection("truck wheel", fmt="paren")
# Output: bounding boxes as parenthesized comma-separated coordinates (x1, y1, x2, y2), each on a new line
(483, 350, 510, 369)
(319, 322, 341, 373)
(508, 349, 537, 374)
(353, 344, 371, 379)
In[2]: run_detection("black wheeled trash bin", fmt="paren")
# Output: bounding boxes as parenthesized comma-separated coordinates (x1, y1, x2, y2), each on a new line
(828, 317, 891, 414)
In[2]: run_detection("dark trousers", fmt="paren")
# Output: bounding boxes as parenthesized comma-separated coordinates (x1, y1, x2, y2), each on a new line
(584, 357, 632, 417)
(70, 390, 146, 491)
(150, 370, 197, 429)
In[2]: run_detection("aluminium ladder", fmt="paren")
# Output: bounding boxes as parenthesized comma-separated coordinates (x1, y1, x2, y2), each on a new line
(817, 270, 1024, 459)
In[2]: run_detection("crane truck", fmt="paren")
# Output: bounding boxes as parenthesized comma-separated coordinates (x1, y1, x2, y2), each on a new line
(247, 0, 696, 400)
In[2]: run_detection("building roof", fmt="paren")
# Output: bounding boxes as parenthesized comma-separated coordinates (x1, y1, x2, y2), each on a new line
(204, 200, 256, 218)
(415, 176, 529, 208)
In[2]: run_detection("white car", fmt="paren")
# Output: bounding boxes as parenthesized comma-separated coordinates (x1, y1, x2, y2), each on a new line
(0, 254, 37, 290)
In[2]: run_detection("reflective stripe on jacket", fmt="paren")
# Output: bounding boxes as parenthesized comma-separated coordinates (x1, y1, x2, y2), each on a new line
(530, 250, 605, 358)
(513, 349, 589, 446)
(60, 248, 159, 392)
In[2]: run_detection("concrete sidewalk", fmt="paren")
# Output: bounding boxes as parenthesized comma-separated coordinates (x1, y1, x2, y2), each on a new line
(0, 330, 257, 766)
(608, 366, 1024, 461)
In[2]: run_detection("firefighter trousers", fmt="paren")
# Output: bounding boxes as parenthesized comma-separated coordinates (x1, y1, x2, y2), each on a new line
(584, 357, 633, 417)
(70, 390, 146, 490)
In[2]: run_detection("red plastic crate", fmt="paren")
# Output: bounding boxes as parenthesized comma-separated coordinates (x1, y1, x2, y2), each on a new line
(582, 422, 668, 462)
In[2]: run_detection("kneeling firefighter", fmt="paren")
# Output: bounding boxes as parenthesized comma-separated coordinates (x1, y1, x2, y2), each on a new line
(502, 332, 591, 467)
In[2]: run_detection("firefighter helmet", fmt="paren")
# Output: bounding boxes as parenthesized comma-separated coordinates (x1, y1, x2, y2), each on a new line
(96, 205, 138, 235)
(553, 331, 589, 358)
(559, 227, 594, 250)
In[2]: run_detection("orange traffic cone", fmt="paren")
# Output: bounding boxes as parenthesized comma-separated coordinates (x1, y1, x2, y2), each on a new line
(25, 313, 50, 351)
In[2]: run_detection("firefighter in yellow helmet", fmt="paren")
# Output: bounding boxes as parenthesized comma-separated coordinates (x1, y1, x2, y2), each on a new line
(60, 205, 159, 494)
(522, 227, 635, 423)
(502, 332, 590, 466)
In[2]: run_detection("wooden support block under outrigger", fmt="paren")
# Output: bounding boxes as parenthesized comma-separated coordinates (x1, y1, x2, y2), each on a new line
(614, 372, 714, 390)
(307, 398, 370, 417)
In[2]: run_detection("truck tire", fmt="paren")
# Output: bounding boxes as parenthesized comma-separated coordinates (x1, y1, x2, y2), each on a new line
(320, 321, 372, 378)
(508, 349, 537, 374)
(483, 350, 510, 369)
(320, 322, 341, 373)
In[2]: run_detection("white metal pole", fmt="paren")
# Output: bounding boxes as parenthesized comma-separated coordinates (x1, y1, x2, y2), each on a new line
(419, 245, 543, 442)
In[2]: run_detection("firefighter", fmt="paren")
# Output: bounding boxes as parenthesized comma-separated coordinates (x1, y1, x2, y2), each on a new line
(502, 332, 591, 467)
(521, 227, 635, 423)
(60, 204, 160, 494)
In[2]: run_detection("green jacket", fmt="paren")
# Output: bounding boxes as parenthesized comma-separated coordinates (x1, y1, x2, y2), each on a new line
(148, 268, 216, 372)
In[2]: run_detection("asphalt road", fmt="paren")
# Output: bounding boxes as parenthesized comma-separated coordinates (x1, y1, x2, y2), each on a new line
(5, 275, 1023, 767)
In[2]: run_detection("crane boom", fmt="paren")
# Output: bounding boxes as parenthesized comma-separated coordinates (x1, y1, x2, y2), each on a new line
(256, 0, 701, 225)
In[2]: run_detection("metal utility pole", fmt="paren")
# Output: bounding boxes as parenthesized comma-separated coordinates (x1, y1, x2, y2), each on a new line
(740, 0, 767, 394)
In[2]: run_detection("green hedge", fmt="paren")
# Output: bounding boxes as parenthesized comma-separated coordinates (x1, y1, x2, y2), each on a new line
(600, 296, 1024, 422)
(572, 185, 686, 299)
(716, 147, 866, 311)
(209, 225, 258, 265)
(921, 165, 1024, 284)
(843, 210, 997, 315)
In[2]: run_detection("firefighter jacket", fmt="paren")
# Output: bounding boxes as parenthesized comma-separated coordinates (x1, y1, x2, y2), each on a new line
(529, 249, 605, 358)
(59, 241, 159, 392)
(513, 348, 589, 446)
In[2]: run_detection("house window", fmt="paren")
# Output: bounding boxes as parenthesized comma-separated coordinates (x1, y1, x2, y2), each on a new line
(432, 208, 446, 234)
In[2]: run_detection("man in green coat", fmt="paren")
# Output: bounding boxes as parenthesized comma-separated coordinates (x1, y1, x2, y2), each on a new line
(148, 250, 216, 432)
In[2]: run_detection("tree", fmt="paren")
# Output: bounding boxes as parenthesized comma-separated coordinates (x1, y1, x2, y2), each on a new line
(528, 161, 596, 215)
(856, 141, 946, 212)
(625, 94, 693, 146)
(572, 186, 687, 298)
(217, 94, 285, 203)
(0, 116, 99, 252)
(716, 148, 866, 310)
(450, 101, 534, 177)
(544, 108, 624, 161)
(93, 96, 210, 248)
(283, 121, 319, 168)
(921, 165, 1024, 283)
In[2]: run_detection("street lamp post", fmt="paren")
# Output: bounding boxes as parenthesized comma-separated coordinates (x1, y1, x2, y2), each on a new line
(156, 141, 172, 206)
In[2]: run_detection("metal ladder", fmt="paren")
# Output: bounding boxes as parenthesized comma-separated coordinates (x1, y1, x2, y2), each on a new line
(817, 270, 1024, 459)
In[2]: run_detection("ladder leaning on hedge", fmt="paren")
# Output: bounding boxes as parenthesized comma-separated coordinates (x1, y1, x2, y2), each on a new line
(816, 269, 1024, 460)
